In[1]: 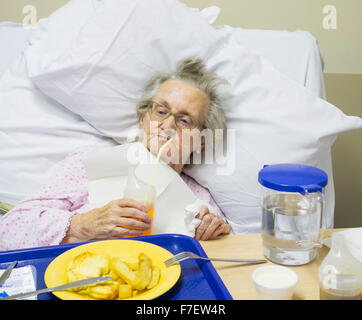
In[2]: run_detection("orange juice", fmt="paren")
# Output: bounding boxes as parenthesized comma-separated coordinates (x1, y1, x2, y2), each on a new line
(124, 203, 154, 237)
(123, 167, 156, 237)
(143, 206, 154, 236)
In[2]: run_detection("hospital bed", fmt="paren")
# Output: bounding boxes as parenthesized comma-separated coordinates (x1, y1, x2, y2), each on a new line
(0, 19, 327, 211)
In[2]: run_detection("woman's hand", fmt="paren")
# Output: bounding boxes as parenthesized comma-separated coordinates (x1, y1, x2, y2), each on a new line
(61, 198, 152, 244)
(194, 205, 231, 241)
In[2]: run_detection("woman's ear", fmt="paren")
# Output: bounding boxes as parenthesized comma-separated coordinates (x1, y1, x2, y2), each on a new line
(140, 111, 150, 130)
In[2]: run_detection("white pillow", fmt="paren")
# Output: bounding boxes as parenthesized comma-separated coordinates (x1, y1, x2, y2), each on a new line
(216, 25, 326, 99)
(192, 6, 221, 25)
(0, 22, 27, 78)
(0, 53, 116, 206)
(24, 0, 362, 232)
(25, 0, 217, 62)
(0, 0, 118, 205)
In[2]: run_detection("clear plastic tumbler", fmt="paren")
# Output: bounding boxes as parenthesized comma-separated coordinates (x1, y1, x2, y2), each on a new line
(124, 167, 156, 236)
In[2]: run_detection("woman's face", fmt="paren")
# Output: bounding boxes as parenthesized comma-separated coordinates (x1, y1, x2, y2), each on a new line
(140, 79, 210, 172)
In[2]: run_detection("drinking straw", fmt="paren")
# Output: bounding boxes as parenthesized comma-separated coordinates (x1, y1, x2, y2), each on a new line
(149, 138, 173, 186)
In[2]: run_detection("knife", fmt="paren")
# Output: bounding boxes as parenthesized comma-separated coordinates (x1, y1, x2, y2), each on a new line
(0, 261, 18, 286)
(0, 276, 112, 300)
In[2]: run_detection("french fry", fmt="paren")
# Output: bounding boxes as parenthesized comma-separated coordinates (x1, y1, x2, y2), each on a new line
(106, 269, 122, 282)
(118, 284, 133, 299)
(147, 266, 160, 289)
(125, 261, 139, 271)
(67, 251, 161, 299)
(88, 280, 120, 300)
(111, 257, 138, 287)
(133, 253, 152, 290)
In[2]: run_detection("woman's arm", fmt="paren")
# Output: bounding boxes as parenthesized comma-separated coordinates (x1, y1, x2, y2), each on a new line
(60, 198, 151, 244)
(0, 148, 90, 251)
(194, 205, 231, 241)
(0, 147, 152, 251)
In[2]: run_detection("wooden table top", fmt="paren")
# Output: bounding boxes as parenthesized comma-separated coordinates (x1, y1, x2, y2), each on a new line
(200, 229, 341, 300)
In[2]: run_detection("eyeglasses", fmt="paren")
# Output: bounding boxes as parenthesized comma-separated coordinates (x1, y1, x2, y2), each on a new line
(149, 101, 203, 130)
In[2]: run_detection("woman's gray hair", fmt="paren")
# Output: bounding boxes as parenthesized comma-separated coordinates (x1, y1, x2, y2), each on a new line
(136, 57, 228, 132)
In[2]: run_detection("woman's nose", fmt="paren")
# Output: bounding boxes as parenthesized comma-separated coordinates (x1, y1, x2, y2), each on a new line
(162, 127, 177, 138)
(160, 115, 177, 134)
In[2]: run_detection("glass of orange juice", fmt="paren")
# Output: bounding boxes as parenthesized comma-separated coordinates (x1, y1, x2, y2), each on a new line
(124, 168, 156, 236)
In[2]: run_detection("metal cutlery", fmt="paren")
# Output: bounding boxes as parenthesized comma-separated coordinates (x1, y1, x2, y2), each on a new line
(0, 261, 18, 287)
(164, 251, 267, 267)
(0, 276, 112, 300)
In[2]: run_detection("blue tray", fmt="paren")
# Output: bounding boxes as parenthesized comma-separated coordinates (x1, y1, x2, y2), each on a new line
(0, 234, 233, 300)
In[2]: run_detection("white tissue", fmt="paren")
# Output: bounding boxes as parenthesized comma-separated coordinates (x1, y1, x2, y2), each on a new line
(184, 199, 217, 237)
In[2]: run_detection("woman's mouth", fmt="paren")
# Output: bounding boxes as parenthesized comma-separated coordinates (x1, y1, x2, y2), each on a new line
(158, 135, 170, 143)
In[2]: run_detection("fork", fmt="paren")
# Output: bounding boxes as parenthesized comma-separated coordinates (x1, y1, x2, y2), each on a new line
(164, 251, 267, 267)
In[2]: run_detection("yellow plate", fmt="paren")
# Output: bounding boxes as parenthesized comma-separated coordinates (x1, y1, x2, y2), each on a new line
(44, 240, 181, 300)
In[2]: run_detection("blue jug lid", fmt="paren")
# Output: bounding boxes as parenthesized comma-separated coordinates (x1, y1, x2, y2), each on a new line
(258, 163, 328, 195)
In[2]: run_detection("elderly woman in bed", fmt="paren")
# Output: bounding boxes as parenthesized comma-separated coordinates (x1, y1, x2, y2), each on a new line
(0, 58, 231, 251)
